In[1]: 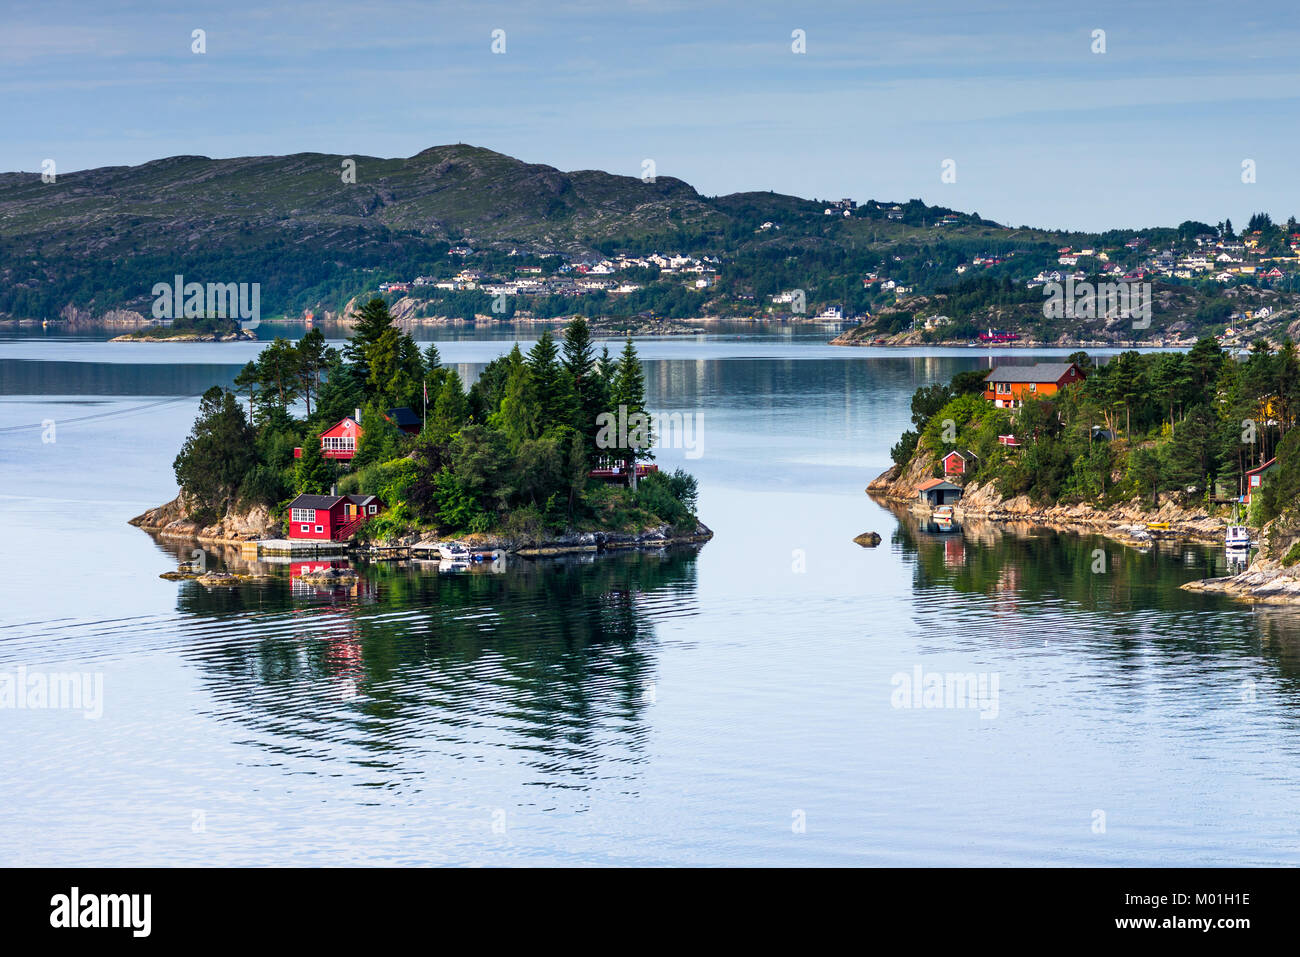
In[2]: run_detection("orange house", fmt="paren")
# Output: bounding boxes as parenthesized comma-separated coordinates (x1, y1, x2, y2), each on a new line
(983, 363, 1085, 408)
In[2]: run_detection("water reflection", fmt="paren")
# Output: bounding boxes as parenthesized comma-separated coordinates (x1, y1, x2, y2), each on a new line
(158, 539, 703, 793)
(885, 504, 1300, 703)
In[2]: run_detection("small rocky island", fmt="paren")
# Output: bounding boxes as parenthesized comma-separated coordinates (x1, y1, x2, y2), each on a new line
(134, 305, 711, 563)
(111, 316, 256, 342)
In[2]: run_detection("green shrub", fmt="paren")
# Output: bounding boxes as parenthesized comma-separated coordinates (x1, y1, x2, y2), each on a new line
(890, 430, 919, 466)
(635, 471, 693, 526)
(237, 464, 290, 507)
(432, 468, 488, 531)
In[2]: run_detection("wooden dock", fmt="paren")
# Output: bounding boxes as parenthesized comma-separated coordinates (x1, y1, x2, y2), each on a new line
(246, 539, 349, 558)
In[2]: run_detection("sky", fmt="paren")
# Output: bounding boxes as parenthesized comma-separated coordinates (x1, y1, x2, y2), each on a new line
(3, 0, 1298, 232)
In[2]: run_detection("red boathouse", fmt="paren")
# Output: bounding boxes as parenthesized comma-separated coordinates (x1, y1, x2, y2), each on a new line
(287, 493, 383, 541)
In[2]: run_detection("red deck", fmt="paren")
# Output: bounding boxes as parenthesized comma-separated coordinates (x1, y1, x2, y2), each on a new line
(588, 464, 660, 481)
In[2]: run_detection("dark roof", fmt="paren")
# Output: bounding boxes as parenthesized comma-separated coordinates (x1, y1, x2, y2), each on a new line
(943, 448, 980, 460)
(288, 494, 343, 510)
(386, 407, 422, 427)
(345, 494, 379, 506)
(983, 362, 1082, 384)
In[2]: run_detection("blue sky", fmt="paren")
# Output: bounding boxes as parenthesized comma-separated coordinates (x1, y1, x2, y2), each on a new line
(4, 0, 1298, 232)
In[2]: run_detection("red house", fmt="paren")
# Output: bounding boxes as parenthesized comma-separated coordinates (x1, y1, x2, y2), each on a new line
(942, 449, 979, 476)
(294, 409, 363, 462)
(287, 493, 383, 540)
(1243, 457, 1278, 505)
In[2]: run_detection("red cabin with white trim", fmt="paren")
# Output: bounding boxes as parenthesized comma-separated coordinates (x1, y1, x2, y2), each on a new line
(287, 493, 383, 540)
(294, 409, 364, 461)
(941, 449, 979, 476)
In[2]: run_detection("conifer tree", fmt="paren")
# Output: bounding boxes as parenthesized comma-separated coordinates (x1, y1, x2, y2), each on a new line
(610, 338, 652, 480)
(344, 298, 395, 385)
(563, 317, 608, 453)
(294, 432, 334, 494)
(527, 329, 576, 427)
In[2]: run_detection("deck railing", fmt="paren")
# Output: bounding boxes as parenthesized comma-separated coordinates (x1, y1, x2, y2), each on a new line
(333, 514, 368, 540)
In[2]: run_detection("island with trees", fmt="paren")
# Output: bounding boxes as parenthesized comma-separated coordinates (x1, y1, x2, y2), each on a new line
(110, 315, 256, 341)
(870, 338, 1300, 598)
(130, 300, 710, 555)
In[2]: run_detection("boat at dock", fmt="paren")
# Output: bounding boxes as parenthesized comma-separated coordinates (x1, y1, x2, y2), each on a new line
(1225, 525, 1251, 548)
(930, 505, 959, 532)
(437, 542, 471, 561)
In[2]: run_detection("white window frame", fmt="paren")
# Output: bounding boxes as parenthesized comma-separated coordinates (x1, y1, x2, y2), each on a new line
(315, 525, 324, 533)
(368, 505, 377, 514)
(300, 524, 311, 533)
(292, 507, 315, 523)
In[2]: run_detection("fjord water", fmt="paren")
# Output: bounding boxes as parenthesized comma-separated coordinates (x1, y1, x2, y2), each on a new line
(3, 329, 1300, 866)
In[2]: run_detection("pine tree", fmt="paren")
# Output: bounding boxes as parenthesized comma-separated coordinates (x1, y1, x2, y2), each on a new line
(610, 338, 652, 478)
(366, 327, 424, 410)
(563, 317, 607, 453)
(427, 370, 469, 442)
(256, 337, 303, 413)
(596, 345, 617, 387)
(494, 360, 541, 447)
(294, 432, 334, 494)
(561, 317, 595, 380)
(527, 330, 569, 423)
(344, 298, 395, 385)
(611, 338, 648, 416)
(469, 344, 525, 423)
(233, 361, 260, 420)
(173, 387, 257, 513)
(295, 327, 332, 417)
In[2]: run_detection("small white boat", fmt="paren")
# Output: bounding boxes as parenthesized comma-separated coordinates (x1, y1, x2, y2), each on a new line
(933, 505, 955, 523)
(437, 542, 471, 561)
(1225, 525, 1251, 548)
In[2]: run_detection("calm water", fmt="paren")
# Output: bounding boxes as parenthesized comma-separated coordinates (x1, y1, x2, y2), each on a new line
(3, 328, 1300, 866)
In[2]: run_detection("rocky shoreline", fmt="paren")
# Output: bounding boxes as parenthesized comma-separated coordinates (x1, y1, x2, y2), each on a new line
(1180, 563, 1300, 604)
(867, 457, 1230, 548)
(110, 330, 257, 342)
(831, 329, 1195, 350)
(129, 495, 712, 556)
